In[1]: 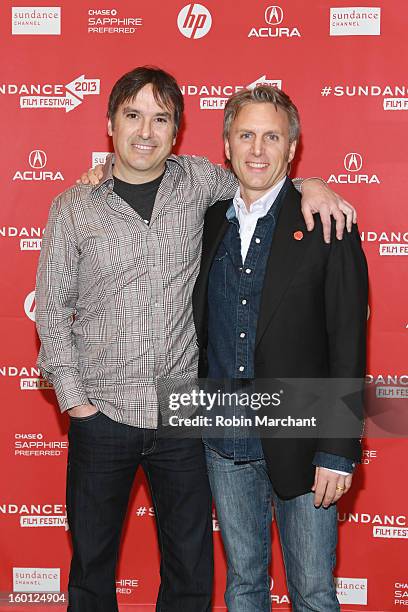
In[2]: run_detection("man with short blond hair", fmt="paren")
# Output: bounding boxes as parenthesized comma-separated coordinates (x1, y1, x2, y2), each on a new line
(193, 85, 367, 611)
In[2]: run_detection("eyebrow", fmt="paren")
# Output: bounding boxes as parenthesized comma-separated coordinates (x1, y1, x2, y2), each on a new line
(122, 106, 172, 119)
(237, 128, 283, 135)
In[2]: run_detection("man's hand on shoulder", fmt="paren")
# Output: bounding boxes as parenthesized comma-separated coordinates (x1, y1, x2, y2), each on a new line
(77, 165, 104, 186)
(68, 404, 98, 418)
(312, 466, 353, 508)
(300, 178, 357, 244)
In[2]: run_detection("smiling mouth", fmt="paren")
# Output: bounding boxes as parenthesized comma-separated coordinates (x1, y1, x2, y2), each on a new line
(131, 143, 156, 151)
(246, 162, 269, 169)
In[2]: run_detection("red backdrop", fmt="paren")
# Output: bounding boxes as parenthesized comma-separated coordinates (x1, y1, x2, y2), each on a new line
(0, 1, 407, 609)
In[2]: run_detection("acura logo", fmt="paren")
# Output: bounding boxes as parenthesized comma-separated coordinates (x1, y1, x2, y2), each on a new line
(265, 6, 284, 25)
(344, 152, 363, 172)
(29, 150, 47, 169)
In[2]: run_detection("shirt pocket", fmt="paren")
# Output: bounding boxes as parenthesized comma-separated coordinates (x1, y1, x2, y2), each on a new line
(209, 245, 229, 299)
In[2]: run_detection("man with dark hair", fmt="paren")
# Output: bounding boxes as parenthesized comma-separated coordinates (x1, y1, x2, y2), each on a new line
(36, 66, 356, 611)
(193, 85, 367, 611)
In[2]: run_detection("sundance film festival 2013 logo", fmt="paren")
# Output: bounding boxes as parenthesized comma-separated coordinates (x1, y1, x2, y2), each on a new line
(0, 74, 100, 112)
(327, 152, 380, 185)
(0, 225, 44, 251)
(0, 503, 67, 528)
(360, 230, 408, 256)
(0, 363, 53, 392)
(248, 5, 301, 38)
(13, 150, 64, 183)
(177, 4, 212, 39)
(337, 511, 408, 539)
(180, 75, 282, 110)
(12, 7, 61, 35)
(319, 82, 408, 111)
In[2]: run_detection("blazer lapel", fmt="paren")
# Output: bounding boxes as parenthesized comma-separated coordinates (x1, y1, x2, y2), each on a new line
(200, 200, 231, 280)
(255, 181, 313, 347)
(193, 200, 230, 344)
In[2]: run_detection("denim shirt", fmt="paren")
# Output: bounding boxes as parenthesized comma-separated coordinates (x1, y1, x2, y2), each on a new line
(203, 178, 354, 473)
(204, 182, 287, 461)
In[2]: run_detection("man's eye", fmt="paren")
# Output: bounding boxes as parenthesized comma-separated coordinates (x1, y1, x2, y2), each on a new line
(126, 113, 138, 119)
(241, 133, 252, 139)
(156, 117, 168, 123)
(267, 134, 279, 141)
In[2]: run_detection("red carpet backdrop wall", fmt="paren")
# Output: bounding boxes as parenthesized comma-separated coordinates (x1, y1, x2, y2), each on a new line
(0, 1, 407, 609)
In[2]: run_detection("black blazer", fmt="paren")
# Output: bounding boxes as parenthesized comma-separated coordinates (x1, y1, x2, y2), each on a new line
(193, 180, 368, 499)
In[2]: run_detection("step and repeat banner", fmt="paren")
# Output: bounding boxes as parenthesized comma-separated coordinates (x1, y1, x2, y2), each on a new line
(0, 0, 407, 609)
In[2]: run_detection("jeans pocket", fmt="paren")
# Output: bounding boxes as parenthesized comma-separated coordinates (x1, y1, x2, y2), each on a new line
(69, 410, 101, 423)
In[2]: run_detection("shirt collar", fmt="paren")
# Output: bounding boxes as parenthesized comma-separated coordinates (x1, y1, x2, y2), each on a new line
(227, 175, 287, 221)
(91, 153, 186, 194)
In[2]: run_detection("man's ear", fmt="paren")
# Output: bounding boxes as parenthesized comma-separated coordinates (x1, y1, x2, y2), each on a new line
(107, 118, 113, 137)
(288, 140, 297, 164)
(224, 139, 231, 161)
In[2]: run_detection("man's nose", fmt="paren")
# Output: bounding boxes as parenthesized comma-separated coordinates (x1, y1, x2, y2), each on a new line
(139, 117, 152, 140)
(251, 136, 263, 157)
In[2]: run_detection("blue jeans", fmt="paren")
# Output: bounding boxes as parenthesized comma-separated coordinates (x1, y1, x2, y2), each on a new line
(205, 447, 339, 612)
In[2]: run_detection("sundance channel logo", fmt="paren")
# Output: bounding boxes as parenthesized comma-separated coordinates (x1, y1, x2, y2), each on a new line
(335, 577, 367, 605)
(12, 7, 61, 35)
(13, 568, 60, 592)
(330, 7, 381, 36)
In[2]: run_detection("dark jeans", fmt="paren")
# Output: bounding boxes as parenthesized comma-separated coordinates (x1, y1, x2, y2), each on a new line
(66, 411, 213, 612)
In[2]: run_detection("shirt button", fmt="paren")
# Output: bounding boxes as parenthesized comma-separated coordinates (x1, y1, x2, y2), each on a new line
(241, 299, 247, 305)
(238, 366, 245, 372)
(255, 237, 261, 244)
(245, 268, 252, 274)
(240, 332, 246, 338)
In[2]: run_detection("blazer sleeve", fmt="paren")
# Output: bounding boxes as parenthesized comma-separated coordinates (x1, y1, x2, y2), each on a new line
(316, 222, 368, 461)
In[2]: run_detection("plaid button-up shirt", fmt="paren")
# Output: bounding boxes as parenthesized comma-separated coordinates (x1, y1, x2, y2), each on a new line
(36, 154, 238, 428)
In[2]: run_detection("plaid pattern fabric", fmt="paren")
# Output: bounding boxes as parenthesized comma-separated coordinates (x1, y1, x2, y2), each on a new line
(36, 154, 238, 428)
